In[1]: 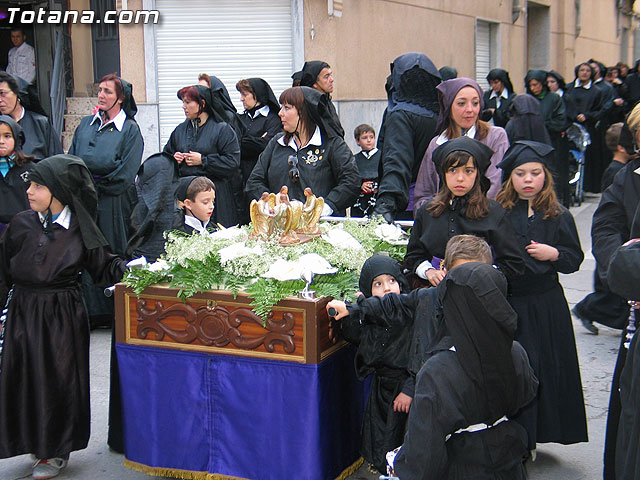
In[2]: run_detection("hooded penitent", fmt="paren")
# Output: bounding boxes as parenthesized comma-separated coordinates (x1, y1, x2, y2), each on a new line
(432, 135, 494, 194)
(127, 152, 179, 260)
(435, 77, 485, 134)
(388, 52, 441, 117)
(358, 254, 409, 297)
(438, 262, 520, 421)
(27, 154, 108, 250)
(505, 94, 552, 145)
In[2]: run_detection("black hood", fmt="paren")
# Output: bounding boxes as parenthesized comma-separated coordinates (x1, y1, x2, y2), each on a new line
(486, 68, 515, 94)
(388, 52, 441, 117)
(524, 69, 549, 95)
(0, 114, 24, 150)
(300, 86, 342, 139)
(120, 78, 138, 119)
(358, 254, 408, 297)
(300, 61, 330, 87)
(247, 78, 280, 113)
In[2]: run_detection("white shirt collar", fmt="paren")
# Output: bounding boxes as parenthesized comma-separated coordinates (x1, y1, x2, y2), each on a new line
(38, 205, 72, 230)
(362, 147, 379, 158)
(90, 108, 127, 131)
(435, 124, 477, 145)
(277, 126, 322, 150)
(184, 214, 210, 234)
(250, 105, 270, 119)
(574, 79, 592, 89)
(489, 89, 509, 100)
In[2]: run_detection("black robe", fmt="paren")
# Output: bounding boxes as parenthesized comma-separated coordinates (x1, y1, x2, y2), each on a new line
(0, 211, 126, 459)
(245, 132, 359, 214)
(238, 107, 282, 184)
(375, 110, 437, 219)
(405, 199, 525, 281)
(505, 200, 587, 448)
(393, 339, 537, 480)
(591, 157, 640, 479)
(69, 115, 143, 318)
(163, 118, 240, 227)
(564, 82, 604, 193)
(482, 89, 514, 128)
(19, 109, 63, 161)
(0, 160, 32, 224)
(343, 293, 415, 472)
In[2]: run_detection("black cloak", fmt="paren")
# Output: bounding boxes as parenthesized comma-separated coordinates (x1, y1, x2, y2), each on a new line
(128, 153, 179, 261)
(504, 94, 552, 145)
(373, 53, 441, 220)
(393, 262, 537, 480)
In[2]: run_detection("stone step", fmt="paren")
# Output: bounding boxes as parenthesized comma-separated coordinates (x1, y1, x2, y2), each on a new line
(63, 113, 83, 134)
(62, 131, 74, 153)
(66, 97, 97, 116)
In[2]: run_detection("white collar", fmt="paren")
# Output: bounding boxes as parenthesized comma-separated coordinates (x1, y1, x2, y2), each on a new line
(361, 147, 379, 158)
(90, 108, 127, 131)
(489, 89, 509, 100)
(184, 214, 210, 234)
(277, 126, 322, 150)
(435, 124, 477, 145)
(634, 166, 640, 176)
(250, 105, 270, 119)
(38, 205, 71, 230)
(449, 345, 456, 352)
(574, 79, 592, 89)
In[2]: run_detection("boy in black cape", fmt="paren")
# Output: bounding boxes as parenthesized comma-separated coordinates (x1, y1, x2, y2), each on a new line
(0, 154, 127, 479)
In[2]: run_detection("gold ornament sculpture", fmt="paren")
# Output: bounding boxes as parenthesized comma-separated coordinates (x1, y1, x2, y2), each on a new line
(249, 187, 324, 244)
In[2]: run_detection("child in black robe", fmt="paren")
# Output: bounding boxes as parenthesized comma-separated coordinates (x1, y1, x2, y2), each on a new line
(405, 136, 524, 287)
(390, 262, 538, 479)
(351, 124, 381, 217)
(172, 175, 216, 235)
(0, 115, 33, 233)
(497, 140, 587, 451)
(0, 154, 127, 479)
(326, 255, 411, 473)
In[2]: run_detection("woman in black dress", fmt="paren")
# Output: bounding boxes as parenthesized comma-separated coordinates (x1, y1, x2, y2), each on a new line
(245, 86, 359, 215)
(164, 84, 241, 227)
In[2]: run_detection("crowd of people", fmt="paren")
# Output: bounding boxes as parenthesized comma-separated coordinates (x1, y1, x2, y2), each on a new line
(0, 44, 638, 480)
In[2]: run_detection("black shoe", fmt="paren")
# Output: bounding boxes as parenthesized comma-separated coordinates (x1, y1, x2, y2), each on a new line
(572, 306, 599, 335)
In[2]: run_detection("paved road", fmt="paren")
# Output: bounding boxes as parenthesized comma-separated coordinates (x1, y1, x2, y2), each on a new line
(0, 195, 618, 480)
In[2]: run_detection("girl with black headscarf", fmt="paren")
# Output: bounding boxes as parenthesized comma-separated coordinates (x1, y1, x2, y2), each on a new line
(406, 136, 524, 287)
(391, 262, 538, 479)
(0, 115, 33, 230)
(245, 86, 359, 215)
(0, 154, 127, 478)
(163, 84, 241, 227)
(497, 140, 587, 451)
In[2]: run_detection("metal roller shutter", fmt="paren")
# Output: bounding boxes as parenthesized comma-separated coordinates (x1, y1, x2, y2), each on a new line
(475, 20, 491, 87)
(155, 0, 294, 146)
